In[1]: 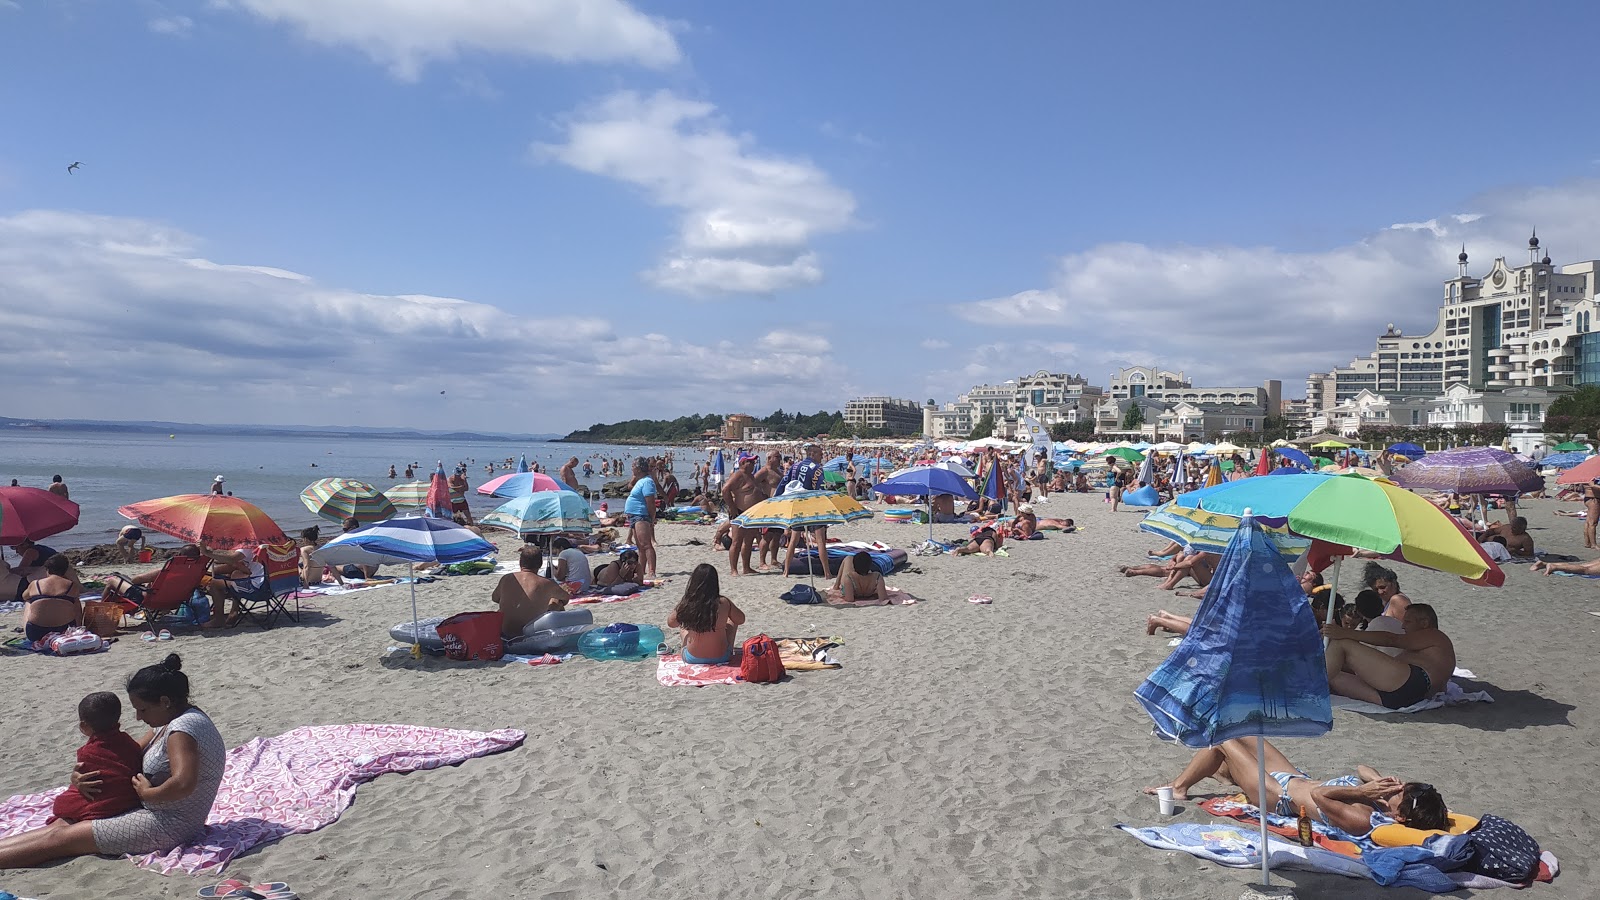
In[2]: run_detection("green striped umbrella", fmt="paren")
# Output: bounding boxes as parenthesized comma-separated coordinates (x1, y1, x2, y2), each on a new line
(383, 480, 431, 509)
(301, 478, 397, 525)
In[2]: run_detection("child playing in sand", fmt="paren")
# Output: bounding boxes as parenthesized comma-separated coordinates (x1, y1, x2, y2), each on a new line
(667, 564, 745, 665)
(49, 692, 144, 824)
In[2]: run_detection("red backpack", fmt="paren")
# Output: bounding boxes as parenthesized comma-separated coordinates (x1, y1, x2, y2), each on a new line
(739, 634, 785, 684)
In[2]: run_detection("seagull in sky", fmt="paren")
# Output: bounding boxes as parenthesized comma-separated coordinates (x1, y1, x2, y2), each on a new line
(67, 161, 82, 174)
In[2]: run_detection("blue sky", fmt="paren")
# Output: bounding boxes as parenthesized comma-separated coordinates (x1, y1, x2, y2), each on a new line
(5, 1, 1600, 431)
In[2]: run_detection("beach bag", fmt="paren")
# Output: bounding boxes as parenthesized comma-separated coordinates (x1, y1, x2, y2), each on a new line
(1466, 815, 1541, 883)
(739, 634, 785, 683)
(781, 584, 822, 605)
(82, 600, 124, 638)
(45, 627, 103, 655)
(436, 611, 505, 662)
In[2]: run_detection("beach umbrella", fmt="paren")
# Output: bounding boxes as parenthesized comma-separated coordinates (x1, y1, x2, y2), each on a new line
(0, 486, 80, 545)
(384, 481, 431, 509)
(1272, 447, 1314, 469)
(1319, 465, 1389, 479)
(480, 492, 594, 536)
(425, 463, 453, 520)
(118, 494, 286, 551)
(1557, 455, 1600, 484)
(1138, 502, 1309, 561)
(315, 516, 495, 657)
(516, 454, 530, 473)
(1211, 441, 1244, 454)
(734, 490, 872, 591)
(1387, 442, 1426, 460)
(1310, 456, 1335, 469)
(886, 460, 976, 479)
(1552, 441, 1588, 453)
(1105, 447, 1145, 463)
(982, 461, 1004, 513)
(1391, 446, 1544, 495)
(1135, 513, 1331, 889)
(301, 478, 397, 525)
(1175, 472, 1503, 586)
(1204, 459, 1223, 488)
(1311, 439, 1350, 450)
(710, 449, 725, 487)
(873, 467, 978, 540)
(1254, 450, 1272, 476)
(1538, 451, 1590, 470)
(478, 471, 576, 498)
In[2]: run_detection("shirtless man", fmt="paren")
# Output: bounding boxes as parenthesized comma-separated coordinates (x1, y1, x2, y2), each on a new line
(491, 546, 570, 638)
(1321, 604, 1453, 710)
(1479, 516, 1534, 557)
(448, 469, 473, 524)
(754, 450, 787, 570)
(48, 475, 69, 500)
(722, 455, 763, 576)
(559, 457, 582, 493)
(1585, 482, 1600, 549)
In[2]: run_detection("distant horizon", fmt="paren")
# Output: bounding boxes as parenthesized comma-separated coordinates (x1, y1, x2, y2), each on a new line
(0, 415, 560, 442)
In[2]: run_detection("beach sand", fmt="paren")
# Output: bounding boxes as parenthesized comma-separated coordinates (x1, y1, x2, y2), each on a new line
(2, 494, 1595, 898)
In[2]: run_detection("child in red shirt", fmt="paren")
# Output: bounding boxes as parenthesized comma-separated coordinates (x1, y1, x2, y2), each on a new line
(49, 692, 145, 823)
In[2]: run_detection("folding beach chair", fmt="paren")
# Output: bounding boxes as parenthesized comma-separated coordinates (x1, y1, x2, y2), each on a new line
(232, 541, 302, 628)
(105, 554, 207, 636)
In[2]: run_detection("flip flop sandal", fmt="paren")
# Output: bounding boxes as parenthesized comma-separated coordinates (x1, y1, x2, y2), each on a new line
(158, 629, 174, 641)
(198, 882, 295, 899)
(141, 632, 158, 642)
(967, 595, 993, 605)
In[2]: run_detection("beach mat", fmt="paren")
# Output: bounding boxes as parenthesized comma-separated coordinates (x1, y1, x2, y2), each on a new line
(1331, 675, 1492, 715)
(656, 637, 843, 686)
(1116, 821, 1369, 879)
(0, 724, 524, 874)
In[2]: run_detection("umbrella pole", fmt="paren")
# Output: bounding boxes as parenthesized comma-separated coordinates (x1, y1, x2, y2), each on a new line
(1257, 734, 1272, 886)
(927, 494, 934, 542)
(1324, 556, 1343, 625)
(409, 563, 421, 660)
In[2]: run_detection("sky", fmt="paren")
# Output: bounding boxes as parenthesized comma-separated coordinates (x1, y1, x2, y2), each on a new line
(7, 1, 1600, 432)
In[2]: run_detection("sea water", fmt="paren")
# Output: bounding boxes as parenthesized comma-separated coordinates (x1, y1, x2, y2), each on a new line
(0, 430, 679, 548)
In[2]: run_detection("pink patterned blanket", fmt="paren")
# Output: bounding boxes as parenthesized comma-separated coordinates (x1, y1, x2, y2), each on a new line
(0, 724, 524, 874)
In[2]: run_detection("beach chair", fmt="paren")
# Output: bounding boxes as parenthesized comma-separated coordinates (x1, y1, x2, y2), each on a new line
(106, 554, 207, 635)
(232, 542, 303, 628)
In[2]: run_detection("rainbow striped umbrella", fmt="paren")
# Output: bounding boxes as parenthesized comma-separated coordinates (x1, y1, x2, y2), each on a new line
(301, 478, 397, 525)
(383, 480, 431, 509)
(119, 494, 287, 551)
(733, 490, 871, 530)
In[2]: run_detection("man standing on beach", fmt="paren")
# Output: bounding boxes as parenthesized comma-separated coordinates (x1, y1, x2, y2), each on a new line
(722, 455, 761, 576)
(755, 450, 786, 571)
(559, 457, 582, 493)
(449, 468, 473, 524)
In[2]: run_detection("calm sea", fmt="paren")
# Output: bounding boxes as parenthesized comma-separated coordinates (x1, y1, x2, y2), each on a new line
(0, 430, 681, 549)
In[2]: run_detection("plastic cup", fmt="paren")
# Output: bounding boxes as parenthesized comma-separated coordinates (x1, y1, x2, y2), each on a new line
(1157, 786, 1176, 815)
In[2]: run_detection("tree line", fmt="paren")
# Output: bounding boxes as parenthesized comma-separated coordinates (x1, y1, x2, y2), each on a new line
(563, 408, 861, 444)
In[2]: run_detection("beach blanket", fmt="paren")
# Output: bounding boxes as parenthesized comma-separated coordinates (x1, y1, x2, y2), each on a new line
(0, 724, 524, 874)
(824, 586, 920, 607)
(1553, 571, 1600, 579)
(1194, 797, 1560, 889)
(655, 637, 842, 686)
(1331, 678, 1493, 715)
(570, 588, 649, 605)
(0, 601, 26, 615)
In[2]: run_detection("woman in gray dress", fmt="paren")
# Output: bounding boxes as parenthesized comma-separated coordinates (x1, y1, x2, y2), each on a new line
(0, 654, 226, 866)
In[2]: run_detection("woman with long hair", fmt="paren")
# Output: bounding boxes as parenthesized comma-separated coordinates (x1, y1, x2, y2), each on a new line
(667, 564, 745, 665)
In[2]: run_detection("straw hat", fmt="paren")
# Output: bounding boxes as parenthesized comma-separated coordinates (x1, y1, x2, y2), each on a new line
(1018, 503, 1035, 514)
(213, 475, 226, 483)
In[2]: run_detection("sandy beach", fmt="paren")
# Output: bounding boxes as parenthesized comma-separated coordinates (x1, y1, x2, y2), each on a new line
(2, 493, 1594, 899)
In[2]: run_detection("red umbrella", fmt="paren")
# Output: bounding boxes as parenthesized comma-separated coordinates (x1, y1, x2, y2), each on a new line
(1557, 455, 1600, 485)
(118, 494, 287, 551)
(1254, 451, 1272, 476)
(0, 486, 80, 545)
(425, 463, 453, 519)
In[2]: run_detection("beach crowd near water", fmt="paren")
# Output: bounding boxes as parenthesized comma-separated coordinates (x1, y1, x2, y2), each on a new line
(0, 435, 1592, 898)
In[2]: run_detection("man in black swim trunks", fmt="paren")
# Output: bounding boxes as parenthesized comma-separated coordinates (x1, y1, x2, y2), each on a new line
(1320, 604, 1455, 710)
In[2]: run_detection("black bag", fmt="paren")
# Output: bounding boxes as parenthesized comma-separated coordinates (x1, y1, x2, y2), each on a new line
(781, 584, 822, 605)
(1467, 814, 1541, 883)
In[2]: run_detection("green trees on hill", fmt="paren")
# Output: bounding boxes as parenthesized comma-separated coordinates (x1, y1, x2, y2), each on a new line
(564, 409, 852, 443)
(1545, 386, 1600, 440)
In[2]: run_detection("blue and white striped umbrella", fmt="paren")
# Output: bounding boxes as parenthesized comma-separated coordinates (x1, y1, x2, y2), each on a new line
(481, 493, 594, 535)
(314, 516, 496, 656)
(1539, 450, 1590, 469)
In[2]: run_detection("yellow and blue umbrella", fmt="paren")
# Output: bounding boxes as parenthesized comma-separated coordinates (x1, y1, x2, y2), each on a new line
(1138, 502, 1309, 561)
(733, 490, 871, 530)
(301, 478, 397, 525)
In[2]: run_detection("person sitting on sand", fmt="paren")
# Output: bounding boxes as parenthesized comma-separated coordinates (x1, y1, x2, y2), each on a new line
(1142, 737, 1450, 838)
(827, 551, 889, 605)
(954, 526, 1004, 556)
(1363, 563, 1411, 620)
(1120, 550, 1218, 591)
(14, 537, 60, 577)
(492, 546, 569, 639)
(1321, 604, 1453, 710)
(547, 537, 592, 592)
(592, 549, 641, 590)
(295, 526, 342, 587)
(1009, 505, 1039, 540)
(668, 563, 745, 665)
(22, 554, 83, 644)
(1478, 516, 1534, 557)
(49, 692, 144, 826)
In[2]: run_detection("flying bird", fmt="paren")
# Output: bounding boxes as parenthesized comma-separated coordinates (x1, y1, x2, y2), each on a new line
(67, 161, 82, 173)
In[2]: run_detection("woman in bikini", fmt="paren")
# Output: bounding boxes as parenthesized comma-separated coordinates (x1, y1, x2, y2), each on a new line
(1143, 737, 1450, 838)
(667, 564, 745, 665)
(828, 551, 889, 605)
(21, 554, 83, 644)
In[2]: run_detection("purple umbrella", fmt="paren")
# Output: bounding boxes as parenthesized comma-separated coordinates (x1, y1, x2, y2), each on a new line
(1391, 446, 1544, 495)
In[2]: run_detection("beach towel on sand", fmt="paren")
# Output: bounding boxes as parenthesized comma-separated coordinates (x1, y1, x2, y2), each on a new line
(656, 638, 842, 686)
(0, 724, 524, 874)
(1331, 677, 1493, 715)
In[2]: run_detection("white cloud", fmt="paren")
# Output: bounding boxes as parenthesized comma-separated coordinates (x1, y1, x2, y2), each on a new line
(538, 90, 857, 296)
(149, 15, 193, 36)
(219, 0, 679, 80)
(919, 338, 951, 350)
(948, 178, 1600, 395)
(0, 210, 847, 430)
